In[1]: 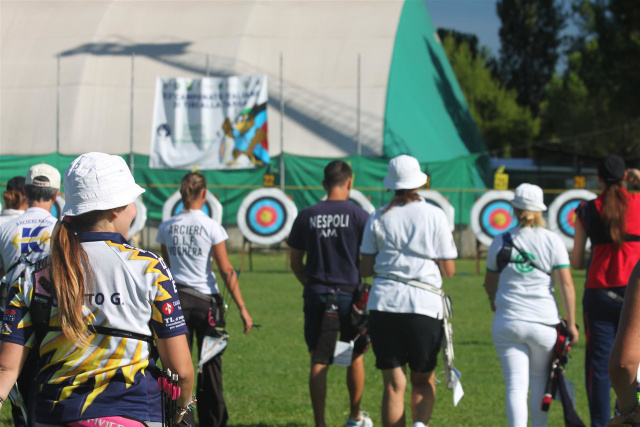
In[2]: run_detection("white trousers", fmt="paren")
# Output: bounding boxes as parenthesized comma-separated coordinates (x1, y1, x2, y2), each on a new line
(492, 316, 556, 427)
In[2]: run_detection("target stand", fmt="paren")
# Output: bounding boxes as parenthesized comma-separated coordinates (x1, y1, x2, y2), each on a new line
(548, 189, 597, 250)
(50, 196, 66, 220)
(161, 190, 223, 223)
(470, 191, 516, 275)
(418, 190, 455, 231)
(237, 188, 298, 272)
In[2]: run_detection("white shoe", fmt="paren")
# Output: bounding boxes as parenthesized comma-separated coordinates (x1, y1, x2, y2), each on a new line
(346, 411, 373, 427)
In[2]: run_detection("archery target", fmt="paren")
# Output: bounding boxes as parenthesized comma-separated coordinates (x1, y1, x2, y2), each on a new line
(51, 196, 65, 220)
(471, 191, 516, 247)
(418, 190, 455, 231)
(548, 189, 597, 250)
(162, 190, 223, 223)
(129, 197, 147, 237)
(237, 188, 298, 246)
(321, 189, 375, 214)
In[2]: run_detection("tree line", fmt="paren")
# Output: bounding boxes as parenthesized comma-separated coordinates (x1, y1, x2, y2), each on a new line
(439, 0, 639, 166)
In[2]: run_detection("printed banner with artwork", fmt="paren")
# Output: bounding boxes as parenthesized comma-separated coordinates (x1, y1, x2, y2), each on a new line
(150, 75, 269, 169)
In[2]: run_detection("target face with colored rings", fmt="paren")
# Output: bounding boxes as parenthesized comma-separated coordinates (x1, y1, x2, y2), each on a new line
(321, 189, 375, 214)
(162, 190, 223, 223)
(418, 190, 455, 231)
(470, 191, 516, 247)
(248, 198, 285, 236)
(50, 196, 66, 220)
(237, 188, 298, 245)
(548, 189, 597, 250)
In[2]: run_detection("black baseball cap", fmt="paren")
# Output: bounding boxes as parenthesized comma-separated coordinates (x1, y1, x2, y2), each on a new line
(598, 155, 626, 185)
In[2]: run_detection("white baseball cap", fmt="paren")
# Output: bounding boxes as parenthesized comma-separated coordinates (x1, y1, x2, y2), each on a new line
(62, 152, 145, 217)
(26, 164, 61, 190)
(511, 183, 547, 212)
(383, 155, 428, 190)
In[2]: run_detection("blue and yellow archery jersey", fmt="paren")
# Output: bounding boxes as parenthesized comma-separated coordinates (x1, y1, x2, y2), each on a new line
(0, 232, 187, 424)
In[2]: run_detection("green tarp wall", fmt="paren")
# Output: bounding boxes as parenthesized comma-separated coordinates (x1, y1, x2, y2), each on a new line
(0, 153, 485, 225)
(383, 0, 490, 198)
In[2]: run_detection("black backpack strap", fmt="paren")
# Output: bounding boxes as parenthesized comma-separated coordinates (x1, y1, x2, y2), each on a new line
(496, 233, 514, 273)
(30, 258, 54, 346)
(498, 233, 551, 276)
(29, 257, 153, 345)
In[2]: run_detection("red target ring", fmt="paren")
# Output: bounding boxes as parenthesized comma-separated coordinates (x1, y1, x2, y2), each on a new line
(490, 208, 512, 230)
(256, 206, 277, 227)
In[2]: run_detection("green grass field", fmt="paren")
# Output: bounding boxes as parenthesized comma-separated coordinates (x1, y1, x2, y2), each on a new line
(0, 254, 599, 426)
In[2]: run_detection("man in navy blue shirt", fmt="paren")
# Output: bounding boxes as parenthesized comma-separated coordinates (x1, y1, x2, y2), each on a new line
(287, 160, 372, 427)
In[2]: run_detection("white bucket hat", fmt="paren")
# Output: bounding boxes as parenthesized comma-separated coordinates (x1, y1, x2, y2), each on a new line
(62, 152, 145, 217)
(383, 155, 428, 190)
(26, 164, 61, 189)
(511, 183, 546, 212)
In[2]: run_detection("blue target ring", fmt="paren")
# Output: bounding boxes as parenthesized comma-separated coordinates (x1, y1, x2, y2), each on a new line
(172, 201, 211, 217)
(51, 204, 60, 220)
(246, 198, 285, 236)
(480, 200, 515, 237)
(557, 199, 581, 238)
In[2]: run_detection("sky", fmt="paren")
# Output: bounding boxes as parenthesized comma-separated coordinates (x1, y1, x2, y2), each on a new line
(425, 0, 503, 56)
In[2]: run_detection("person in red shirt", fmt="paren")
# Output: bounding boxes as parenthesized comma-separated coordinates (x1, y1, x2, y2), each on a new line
(571, 155, 640, 427)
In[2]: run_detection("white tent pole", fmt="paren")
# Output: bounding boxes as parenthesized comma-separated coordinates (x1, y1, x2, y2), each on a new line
(280, 52, 285, 190)
(129, 52, 135, 173)
(56, 54, 60, 154)
(357, 53, 361, 156)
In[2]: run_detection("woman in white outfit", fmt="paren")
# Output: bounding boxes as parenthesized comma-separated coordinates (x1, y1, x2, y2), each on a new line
(484, 183, 579, 427)
(360, 155, 457, 427)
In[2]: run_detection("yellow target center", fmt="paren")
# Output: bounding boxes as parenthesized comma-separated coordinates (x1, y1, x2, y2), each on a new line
(493, 213, 506, 227)
(260, 210, 274, 223)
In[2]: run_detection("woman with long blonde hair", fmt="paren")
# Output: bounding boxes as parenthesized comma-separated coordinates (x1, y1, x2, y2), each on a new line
(0, 153, 194, 426)
(484, 183, 579, 427)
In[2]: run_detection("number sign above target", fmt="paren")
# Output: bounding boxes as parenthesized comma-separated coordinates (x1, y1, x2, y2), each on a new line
(129, 197, 147, 237)
(51, 196, 66, 220)
(418, 190, 455, 231)
(471, 191, 516, 247)
(548, 189, 596, 250)
(162, 190, 223, 223)
(321, 189, 375, 214)
(237, 188, 298, 246)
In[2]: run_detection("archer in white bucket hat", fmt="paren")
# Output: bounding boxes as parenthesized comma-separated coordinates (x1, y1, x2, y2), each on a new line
(511, 183, 547, 212)
(383, 154, 428, 190)
(62, 152, 145, 217)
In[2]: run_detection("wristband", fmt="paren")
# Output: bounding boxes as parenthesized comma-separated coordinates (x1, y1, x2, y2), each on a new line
(0, 396, 4, 405)
(175, 393, 197, 418)
(614, 403, 640, 420)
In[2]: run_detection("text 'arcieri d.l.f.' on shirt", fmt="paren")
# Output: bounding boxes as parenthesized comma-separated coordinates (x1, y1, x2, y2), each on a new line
(156, 209, 229, 295)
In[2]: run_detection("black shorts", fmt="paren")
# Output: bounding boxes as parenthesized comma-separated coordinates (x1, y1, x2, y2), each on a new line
(304, 291, 369, 363)
(369, 310, 443, 373)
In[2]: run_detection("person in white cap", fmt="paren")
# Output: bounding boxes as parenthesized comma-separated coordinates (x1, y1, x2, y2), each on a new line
(0, 153, 194, 426)
(483, 183, 579, 427)
(0, 164, 60, 279)
(360, 154, 458, 427)
(0, 164, 61, 426)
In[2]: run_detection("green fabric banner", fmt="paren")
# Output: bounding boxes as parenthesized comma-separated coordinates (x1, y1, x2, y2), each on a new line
(383, 0, 491, 190)
(0, 153, 485, 225)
